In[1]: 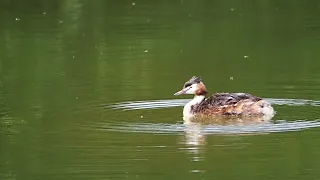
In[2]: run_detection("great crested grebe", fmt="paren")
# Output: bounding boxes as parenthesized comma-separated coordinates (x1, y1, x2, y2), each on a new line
(174, 76, 275, 119)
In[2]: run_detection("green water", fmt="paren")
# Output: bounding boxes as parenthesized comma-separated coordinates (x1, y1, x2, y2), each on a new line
(1, 0, 320, 179)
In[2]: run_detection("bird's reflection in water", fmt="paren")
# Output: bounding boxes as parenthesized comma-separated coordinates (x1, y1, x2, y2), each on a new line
(181, 114, 274, 146)
(179, 115, 274, 174)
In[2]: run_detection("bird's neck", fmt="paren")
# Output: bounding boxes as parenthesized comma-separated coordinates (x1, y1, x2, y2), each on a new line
(183, 95, 206, 117)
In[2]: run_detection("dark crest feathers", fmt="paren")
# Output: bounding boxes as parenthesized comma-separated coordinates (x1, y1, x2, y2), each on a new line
(184, 76, 201, 87)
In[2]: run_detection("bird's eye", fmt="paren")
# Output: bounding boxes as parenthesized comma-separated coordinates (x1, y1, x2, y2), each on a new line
(184, 83, 192, 88)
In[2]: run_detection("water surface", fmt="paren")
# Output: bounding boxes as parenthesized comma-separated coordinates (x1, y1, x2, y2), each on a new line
(1, 0, 320, 179)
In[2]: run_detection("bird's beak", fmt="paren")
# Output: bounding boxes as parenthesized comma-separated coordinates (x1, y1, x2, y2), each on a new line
(174, 87, 189, 96)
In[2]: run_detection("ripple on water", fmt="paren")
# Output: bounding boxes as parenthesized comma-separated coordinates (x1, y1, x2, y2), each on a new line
(94, 120, 320, 135)
(108, 98, 320, 110)
(87, 98, 320, 135)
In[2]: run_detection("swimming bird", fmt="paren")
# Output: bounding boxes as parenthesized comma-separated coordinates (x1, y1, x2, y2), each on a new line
(174, 76, 275, 119)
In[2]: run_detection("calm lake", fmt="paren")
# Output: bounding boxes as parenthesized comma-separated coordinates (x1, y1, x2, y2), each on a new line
(1, 0, 320, 179)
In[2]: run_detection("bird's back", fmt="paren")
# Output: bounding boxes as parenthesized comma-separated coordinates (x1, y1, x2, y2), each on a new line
(205, 93, 262, 106)
(191, 93, 273, 116)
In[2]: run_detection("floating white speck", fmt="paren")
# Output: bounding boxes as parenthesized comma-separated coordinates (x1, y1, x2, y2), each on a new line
(58, 20, 63, 24)
(230, 76, 234, 80)
(43, 12, 46, 15)
(244, 55, 249, 58)
(15, 18, 20, 21)
(132, 2, 135, 5)
(72, 56, 75, 59)
(144, 50, 148, 53)
(190, 169, 206, 173)
(76, 97, 78, 99)
(140, 116, 143, 118)
(230, 8, 236, 11)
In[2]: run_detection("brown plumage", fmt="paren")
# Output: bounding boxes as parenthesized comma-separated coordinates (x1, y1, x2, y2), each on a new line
(174, 76, 275, 119)
(192, 93, 269, 116)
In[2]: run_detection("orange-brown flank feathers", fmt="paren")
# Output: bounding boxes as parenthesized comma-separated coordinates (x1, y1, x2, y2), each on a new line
(191, 93, 272, 116)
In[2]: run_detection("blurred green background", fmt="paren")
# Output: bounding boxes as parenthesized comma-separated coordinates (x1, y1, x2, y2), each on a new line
(1, 0, 320, 179)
